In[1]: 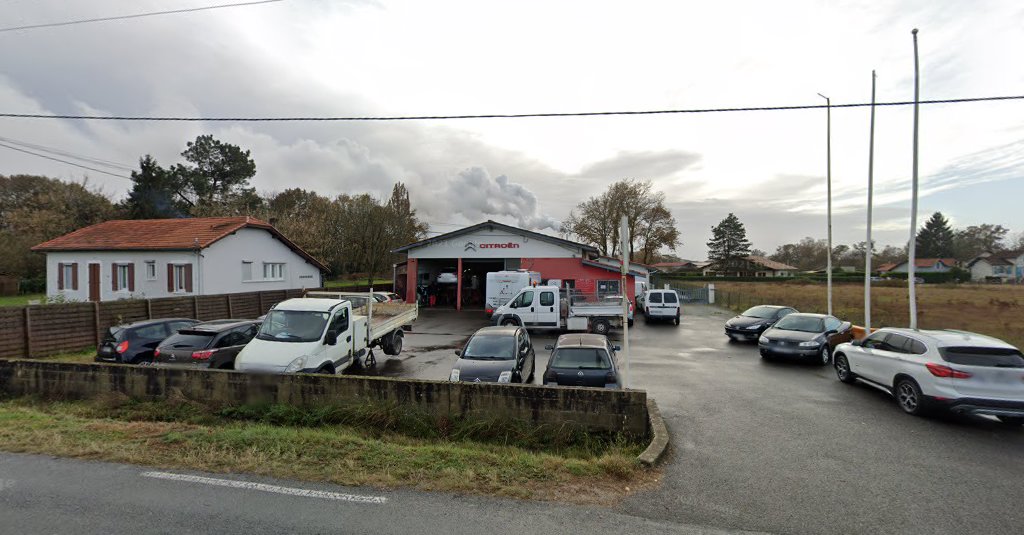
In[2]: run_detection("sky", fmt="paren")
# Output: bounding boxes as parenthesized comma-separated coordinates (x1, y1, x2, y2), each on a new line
(1, 0, 1022, 260)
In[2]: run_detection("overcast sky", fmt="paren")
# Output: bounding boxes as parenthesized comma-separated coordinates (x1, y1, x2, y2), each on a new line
(1, 0, 1022, 260)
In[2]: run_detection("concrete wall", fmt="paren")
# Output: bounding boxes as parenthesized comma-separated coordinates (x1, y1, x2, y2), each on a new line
(0, 360, 649, 436)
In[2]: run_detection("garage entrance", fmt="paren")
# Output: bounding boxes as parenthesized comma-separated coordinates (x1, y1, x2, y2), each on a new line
(460, 259, 504, 310)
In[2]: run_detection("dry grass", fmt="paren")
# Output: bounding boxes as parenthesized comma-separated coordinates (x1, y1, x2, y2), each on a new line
(709, 282, 1024, 348)
(0, 398, 649, 504)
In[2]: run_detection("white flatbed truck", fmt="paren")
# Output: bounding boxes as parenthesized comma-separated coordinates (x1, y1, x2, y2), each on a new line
(235, 291, 417, 374)
(491, 285, 625, 336)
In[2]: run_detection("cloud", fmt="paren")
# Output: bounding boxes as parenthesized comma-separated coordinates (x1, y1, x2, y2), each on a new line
(574, 149, 702, 180)
(440, 167, 560, 231)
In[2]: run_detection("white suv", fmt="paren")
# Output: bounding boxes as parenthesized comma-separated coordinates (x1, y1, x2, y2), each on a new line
(832, 328, 1024, 425)
(642, 289, 680, 325)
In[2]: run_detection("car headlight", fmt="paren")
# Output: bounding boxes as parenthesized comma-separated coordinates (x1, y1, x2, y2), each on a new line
(449, 369, 460, 382)
(746, 323, 763, 330)
(497, 371, 512, 383)
(799, 341, 819, 347)
(759, 336, 769, 344)
(284, 356, 307, 373)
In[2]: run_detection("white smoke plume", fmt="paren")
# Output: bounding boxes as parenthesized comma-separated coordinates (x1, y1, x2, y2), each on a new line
(442, 167, 561, 231)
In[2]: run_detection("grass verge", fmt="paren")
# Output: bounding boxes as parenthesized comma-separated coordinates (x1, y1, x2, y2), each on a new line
(0, 397, 652, 504)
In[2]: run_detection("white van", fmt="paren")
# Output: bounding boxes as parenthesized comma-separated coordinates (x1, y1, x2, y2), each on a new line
(642, 289, 680, 325)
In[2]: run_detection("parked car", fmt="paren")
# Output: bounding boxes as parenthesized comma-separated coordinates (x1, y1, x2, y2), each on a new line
(153, 319, 261, 370)
(96, 318, 200, 364)
(642, 289, 680, 325)
(758, 313, 852, 365)
(832, 329, 1024, 424)
(542, 333, 621, 388)
(725, 305, 798, 342)
(449, 326, 535, 383)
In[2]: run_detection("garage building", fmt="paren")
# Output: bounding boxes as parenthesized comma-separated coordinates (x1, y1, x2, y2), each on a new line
(393, 220, 648, 310)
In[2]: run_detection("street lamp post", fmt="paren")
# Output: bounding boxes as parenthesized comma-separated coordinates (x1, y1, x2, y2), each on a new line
(817, 93, 833, 316)
(908, 29, 921, 330)
(865, 71, 877, 332)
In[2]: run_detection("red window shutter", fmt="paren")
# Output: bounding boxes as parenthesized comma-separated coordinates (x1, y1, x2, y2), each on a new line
(167, 264, 174, 292)
(57, 263, 65, 290)
(184, 264, 194, 293)
(111, 263, 118, 291)
(127, 263, 135, 292)
(71, 263, 79, 290)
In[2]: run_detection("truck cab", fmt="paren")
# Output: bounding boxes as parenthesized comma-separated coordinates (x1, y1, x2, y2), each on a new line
(492, 285, 625, 335)
(492, 285, 561, 329)
(235, 298, 360, 374)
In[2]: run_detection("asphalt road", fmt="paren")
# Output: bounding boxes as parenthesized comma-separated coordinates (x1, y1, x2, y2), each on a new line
(3, 305, 1023, 534)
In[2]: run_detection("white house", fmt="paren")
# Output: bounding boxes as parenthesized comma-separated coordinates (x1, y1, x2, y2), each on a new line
(877, 258, 958, 274)
(702, 256, 797, 277)
(32, 216, 327, 302)
(967, 250, 1024, 282)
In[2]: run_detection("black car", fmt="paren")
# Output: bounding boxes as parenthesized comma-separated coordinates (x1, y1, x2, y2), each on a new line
(96, 318, 199, 364)
(543, 333, 621, 388)
(153, 319, 261, 370)
(449, 326, 535, 383)
(758, 313, 853, 365)
(725, 305, 798, 342)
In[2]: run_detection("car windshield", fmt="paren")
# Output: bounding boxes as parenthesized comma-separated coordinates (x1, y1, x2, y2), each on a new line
(551, 348, 612, 370)
(256, 310, 329, 343)
(160, 331, 215, 349)
(939, 346, 1024, 368)
(742, 306, 778, 319)
(462, 335, 515, 360)
(773, 316, 824, 333)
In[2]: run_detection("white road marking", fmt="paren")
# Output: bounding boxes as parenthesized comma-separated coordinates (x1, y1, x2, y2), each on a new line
(140, 471, 387, 504)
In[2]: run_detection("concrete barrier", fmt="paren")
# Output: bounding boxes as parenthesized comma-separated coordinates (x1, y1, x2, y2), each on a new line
(637, 398, 669, 466)
(0, 360, 648, 436)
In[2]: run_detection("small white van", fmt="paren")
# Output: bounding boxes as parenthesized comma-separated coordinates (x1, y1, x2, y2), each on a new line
(642, 289, 680, 325)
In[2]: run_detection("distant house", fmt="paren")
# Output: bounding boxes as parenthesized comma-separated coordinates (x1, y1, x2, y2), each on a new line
(967, 250, 1024, 282)
(31, 216, 327, 302)
(878, 258, 958, 274)
(650, 260, 707, 273)
(702, 256, 798, 278)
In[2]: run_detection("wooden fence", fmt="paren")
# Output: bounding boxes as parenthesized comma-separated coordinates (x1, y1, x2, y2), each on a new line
(0, 289, 323, 359)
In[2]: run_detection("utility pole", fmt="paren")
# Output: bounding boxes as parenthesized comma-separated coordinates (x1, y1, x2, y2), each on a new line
(619, 215, 630, 389)
(865, 71, 877, 332)
(817, 92, 833, 316)
(908, 29, 921, 329)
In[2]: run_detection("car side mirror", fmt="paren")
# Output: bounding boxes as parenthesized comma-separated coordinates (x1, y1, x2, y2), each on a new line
(324, 330, 338, 346)
(509, 302, 517, 309)
(544, 344, 553, 350)
(851, 339, 863, 347)
(454, 349, 462, 356)
(825, 329, 838, 336)
(613, 345, 621, 351)
(840, 322, 852, 332)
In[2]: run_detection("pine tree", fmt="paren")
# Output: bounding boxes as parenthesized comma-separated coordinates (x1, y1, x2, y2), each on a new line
(915, 212, 955, 258)
(707, 213, 752, 264)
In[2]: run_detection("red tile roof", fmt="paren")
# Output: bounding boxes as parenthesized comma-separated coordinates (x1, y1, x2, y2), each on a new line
(878, 258, 958, 271)
(32, 217, 328, 271)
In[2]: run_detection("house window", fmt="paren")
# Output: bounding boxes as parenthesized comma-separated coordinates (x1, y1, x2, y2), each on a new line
(61, 264, 74, 290)
(174, 265, 187, 292)
(242, 261, 253, 282)
(263, 262, 285, 280)
(115, 264, 131, 291)
(145, 261, 157, 280)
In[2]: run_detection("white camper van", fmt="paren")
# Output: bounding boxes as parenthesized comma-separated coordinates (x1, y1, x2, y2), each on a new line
(484, 270, 541, 316)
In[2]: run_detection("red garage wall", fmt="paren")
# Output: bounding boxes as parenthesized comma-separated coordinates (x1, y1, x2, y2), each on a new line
(520, 257, 636, 301)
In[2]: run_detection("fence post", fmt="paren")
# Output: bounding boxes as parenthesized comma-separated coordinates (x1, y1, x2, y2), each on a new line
(193, 296, 199, 319)
(258, 291, 265, 314)
(93, 301, 101, 346)
(226, 294, 234, 318)
(23, 307, 32, 358)
(146, 299, 152, 319)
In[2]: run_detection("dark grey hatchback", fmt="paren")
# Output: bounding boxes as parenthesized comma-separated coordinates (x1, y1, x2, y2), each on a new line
(542, 333, 621, 388)
(449, 326, 536, 383)
(153, 319, 261, 370)
(96, 318, 200, 364)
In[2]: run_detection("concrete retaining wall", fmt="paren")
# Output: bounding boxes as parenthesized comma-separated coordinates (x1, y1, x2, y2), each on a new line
(0, 360, 648, 435)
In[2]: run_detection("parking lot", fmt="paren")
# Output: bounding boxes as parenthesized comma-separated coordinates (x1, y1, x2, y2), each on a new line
(360, 304, 1024, 535)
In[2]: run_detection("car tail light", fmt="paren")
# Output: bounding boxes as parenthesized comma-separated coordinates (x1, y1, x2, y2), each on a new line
(486, 308, 494, 315)
(154, 348, 161, 357)
(926, 362, 972, 379)
(543, 369, 557, 383)
(191, 349, 217, 360)
(115, 341, 129, 354)
(605, 372, 618, 384)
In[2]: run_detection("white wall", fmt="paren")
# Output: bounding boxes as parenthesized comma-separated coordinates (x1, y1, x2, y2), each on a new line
(202, 227, 322, 294)
(970, 260, 996, 281)
(44, 227, 323, 302)
(46, 250, 199, 302)
(409, 228, 582, 259)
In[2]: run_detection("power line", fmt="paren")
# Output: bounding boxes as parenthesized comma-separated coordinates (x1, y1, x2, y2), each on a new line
(0, 141, 133, 180)
(0, 135, 134, 171)
(0, 95, 1020, 122)
(0, 0, 285, 33)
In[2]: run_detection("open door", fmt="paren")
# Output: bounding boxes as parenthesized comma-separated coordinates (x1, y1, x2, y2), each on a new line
(88, 263, 101, 302)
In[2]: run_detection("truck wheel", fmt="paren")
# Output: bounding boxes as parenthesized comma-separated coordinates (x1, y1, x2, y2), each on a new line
(501, 317, 519, 327)
(592, 319, 610, 335)
(384, 330, 404, 356)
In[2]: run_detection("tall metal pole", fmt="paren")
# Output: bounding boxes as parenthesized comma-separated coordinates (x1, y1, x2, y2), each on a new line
(908, 29, 921, 329)
(619, 215, 630, 389)
(865, 71, 877, 332)
(818, 93, 833, 316)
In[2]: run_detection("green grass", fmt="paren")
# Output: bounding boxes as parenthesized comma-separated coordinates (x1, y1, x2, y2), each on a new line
(0, 397, 648, 503)
(0, 293, 44, 307)
(324, 278, 392, 289)
(31, 348, 96, 364)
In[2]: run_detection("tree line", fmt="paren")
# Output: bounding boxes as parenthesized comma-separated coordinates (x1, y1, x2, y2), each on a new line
(1, 135, 427, 287)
